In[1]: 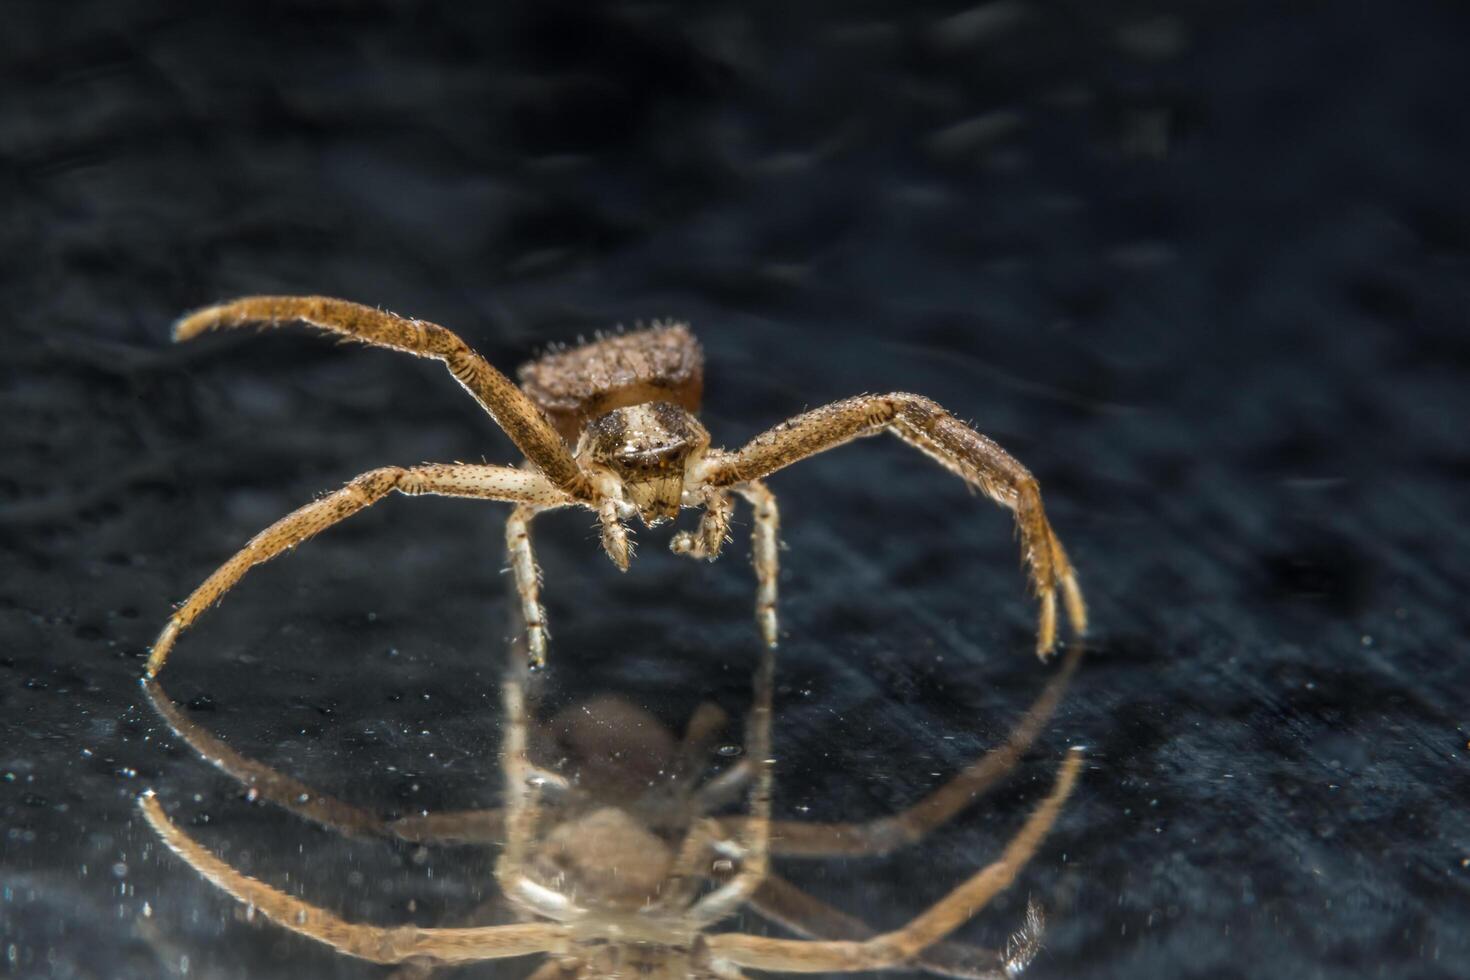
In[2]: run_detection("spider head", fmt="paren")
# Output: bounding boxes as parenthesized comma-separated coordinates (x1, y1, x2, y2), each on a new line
(583, 403, 709, 525)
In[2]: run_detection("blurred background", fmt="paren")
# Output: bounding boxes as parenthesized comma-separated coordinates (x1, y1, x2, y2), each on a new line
(3, 2, 1469, 978)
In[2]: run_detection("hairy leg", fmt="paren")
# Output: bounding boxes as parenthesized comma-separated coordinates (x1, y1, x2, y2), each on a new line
(142, 674, 507, 846)
(506, 505, 552, 668)
(148, 464, 568, 676)
(494, 669, 552, 908)
(710, 748, 1083, 973)
(746, 873, 1018, 980)
(146, 464, 564, 678)
(143, 676, 394, 839)
(382, 892, 529, 980)
(174, 296, 592, 498)
(704, 393, 1086, 658)
(732, 481, 780, 649)
(688, 640, 776, 925)
(744, 644, 1083, 858)
(138, 793, 562, 965)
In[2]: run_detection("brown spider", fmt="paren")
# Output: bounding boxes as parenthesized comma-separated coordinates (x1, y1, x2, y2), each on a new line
(145, 296, 1087, 676)
(138, 643, 1084, 978)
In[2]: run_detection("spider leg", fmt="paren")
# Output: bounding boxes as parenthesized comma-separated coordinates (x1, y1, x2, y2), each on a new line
(142, 674, 509, 846)
(740, 643, 1083, 857)
(670, 487, 734, 561)
(670, 701, 732, 792)
(379, 888, 535, 980)
(494, 667, 567, 915)
(731, 481, 780, 649)
(656, 817, 727, 911)
(687, 639, 776, 925)
(746, 873, 1012, 980)
(144, 675, 397, 840)
(174, 296, 593, 499)
(708, 748, 1083, 974)
(703, 393, 1086, 659)
(386, 808, 507, 845)
(146, 464, 570, 677)
(506, 504, 556, 668)
(138, 792, 563, 965)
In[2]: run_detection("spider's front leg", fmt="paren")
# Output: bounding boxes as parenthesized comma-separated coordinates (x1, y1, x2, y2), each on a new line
(704, 394, 1086, 659)
(735, 482, 781, 650)
(147, 464, 572, 677)
(173, 296, 594, 500)
(139, 792, 565, 965)
(506, 505, 552, 668)
(709, 748, 1083, 975)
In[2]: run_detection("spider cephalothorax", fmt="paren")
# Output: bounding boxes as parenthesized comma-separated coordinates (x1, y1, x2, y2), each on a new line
(580, 400, 712, 526)
(145, 296, 1087, 675)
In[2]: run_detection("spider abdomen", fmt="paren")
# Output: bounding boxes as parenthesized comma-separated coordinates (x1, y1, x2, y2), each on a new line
(519, 323, 704, 443)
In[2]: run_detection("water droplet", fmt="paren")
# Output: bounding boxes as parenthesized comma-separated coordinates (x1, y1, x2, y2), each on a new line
(111, 863, 128, 879)
(716, 744, 742, 758)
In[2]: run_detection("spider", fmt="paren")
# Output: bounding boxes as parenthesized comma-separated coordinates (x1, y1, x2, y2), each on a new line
(139, 643, 1085, 978)
(144, 295, 1087, 676)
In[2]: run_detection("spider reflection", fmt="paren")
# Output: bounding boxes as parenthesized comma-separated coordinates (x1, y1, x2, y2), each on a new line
(138, 645, 1082, 978)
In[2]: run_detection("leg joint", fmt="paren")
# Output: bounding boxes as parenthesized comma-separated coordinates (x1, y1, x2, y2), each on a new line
(351, 466, 408, 499)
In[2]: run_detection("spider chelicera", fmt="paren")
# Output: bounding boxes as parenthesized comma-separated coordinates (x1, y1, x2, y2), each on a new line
(145, 295, 1086, 677)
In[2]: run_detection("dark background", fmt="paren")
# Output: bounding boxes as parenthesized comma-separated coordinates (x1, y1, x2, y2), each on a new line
(3, 2, 1469, 978)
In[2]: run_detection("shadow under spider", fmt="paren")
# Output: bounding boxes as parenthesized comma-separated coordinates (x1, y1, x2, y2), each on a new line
(137, 644, 1084, 979)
